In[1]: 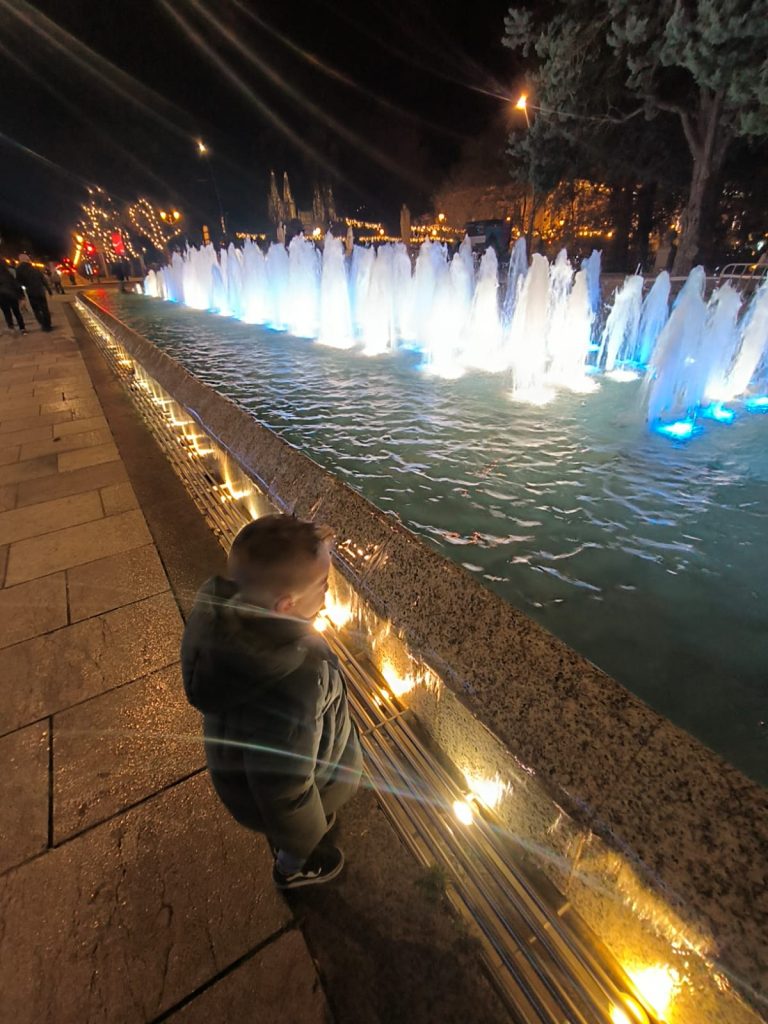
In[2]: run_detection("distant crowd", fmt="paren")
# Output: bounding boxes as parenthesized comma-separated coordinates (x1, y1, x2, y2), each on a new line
(0, 256, 63, 334)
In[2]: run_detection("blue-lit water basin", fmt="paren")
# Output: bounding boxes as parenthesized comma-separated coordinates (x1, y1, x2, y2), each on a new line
(94, 291, 768, 783)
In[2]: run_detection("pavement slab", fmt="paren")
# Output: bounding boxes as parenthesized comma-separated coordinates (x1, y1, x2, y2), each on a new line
(67, 543, 169, 621)
(0, 572, 68, 648)
(18, 427, 113, 462)
(100, 480, 138, 515)
(0, 490, 103, 547)
(53, 664, 204, 840)
(0, 722, 49, 874)
(0, 590, 183, 734)
(0, 410, 75, 434)
(57, 440, 120, 472)
(0, 452, 59, 488)
(5, 507, 151, 585)
(54, 415, 110, 437)
(0, 423, 54, 448)
(16, 458, 128, 507)
(164, 929, 331, 1024)
(0, 773, 289, 1024)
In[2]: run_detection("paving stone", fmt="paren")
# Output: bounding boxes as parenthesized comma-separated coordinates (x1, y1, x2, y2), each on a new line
(0, 398, 42, 419)
(0, 445, 18, 466)
(40, 398, 102, 417)
(19, 427, 113, 462)
(35, 366, 88, 381)
(0, 484, 16, 512)
(58, 441, 119, 473)
(0, 491, 102, 546)
(53, 415, 109, 438)
(0, 411, 73, 435)
(0, 722, 49, 874)
(0, 370, 38, 386)
(5, 508, 151, 585)
(0, 591, 182, 734)
(0, 773, 289, 1024)
(67, 544, 169, 621)
(61, 386, 97, 401)
(0, 574, 67, 648)
(0, 453, 58, 487)
(16, 459, 127, 507)
(100, 480, 138, 516)
(0, 425, 52, 449)
(54, 665, 203, 839)
(166, 929, 330, 1024)
(0, 385, 37, 399)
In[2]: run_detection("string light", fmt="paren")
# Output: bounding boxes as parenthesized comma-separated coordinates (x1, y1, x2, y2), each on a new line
(128, 198, 183, 251)
(75, 185, 139, 261)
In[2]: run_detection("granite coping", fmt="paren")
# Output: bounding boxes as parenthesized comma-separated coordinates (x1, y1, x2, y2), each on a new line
(79, 293, 768, 1006)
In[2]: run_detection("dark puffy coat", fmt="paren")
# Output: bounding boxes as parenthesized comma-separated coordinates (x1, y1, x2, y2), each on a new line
(181, 576, 361, 858)
(0, 264, 21, 300)
(15, 262, 51, 297)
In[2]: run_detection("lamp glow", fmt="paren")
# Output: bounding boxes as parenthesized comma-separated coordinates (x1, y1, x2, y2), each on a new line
(452, 799, 475, 826)
(610, 1007, 632, 1024)
(626, 964, 678, 1020)
(515, 94, 528, 110)
(380, 659, 416, 697)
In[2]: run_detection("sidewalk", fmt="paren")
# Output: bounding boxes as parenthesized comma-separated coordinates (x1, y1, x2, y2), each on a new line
(1, 297, 511, 1024)
(0, 301, 330, 1024)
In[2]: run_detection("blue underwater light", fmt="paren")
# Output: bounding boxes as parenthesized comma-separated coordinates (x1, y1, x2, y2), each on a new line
(745, 395, 768, 412)
(701, 402, 735, 424)
(655, 420, 697, 440)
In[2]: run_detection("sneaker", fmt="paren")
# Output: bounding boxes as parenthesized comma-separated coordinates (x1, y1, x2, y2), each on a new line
(273, 844, 345, 890)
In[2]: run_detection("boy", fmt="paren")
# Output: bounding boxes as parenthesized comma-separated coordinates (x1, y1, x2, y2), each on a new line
(181, 514, 362, 889)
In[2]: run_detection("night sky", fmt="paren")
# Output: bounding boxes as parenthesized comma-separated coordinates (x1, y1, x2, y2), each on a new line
(0, 0, 516, 253)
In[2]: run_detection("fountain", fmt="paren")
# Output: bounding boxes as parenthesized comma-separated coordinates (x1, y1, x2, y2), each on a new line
(145, 235, 768, 433)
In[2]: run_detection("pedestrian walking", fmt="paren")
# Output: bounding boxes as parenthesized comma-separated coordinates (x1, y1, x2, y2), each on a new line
(48, 261, 65, 294)
(15, 254, 53, 331)
(0, 261, 26, 333)
(181, 514, 363, 889)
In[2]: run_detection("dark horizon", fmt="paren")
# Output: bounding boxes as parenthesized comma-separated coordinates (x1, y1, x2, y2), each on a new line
(0, 0, 516, 255)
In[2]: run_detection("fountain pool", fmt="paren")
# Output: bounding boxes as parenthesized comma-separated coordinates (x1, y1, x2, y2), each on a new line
(90, 289, 767, 782)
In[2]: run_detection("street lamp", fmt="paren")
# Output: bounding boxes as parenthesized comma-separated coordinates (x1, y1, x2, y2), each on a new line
(196, 138, 226, 237)
(515, 93, 530, 128)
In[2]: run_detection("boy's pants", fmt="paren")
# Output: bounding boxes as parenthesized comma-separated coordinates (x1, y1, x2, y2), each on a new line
(275, 745, 363, 873)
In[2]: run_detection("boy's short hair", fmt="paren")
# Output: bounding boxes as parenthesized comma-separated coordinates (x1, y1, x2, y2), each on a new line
(228, 514, 334, 593)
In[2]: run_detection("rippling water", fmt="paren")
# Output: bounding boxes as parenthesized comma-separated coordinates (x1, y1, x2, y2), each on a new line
(95, 291, 768, 782)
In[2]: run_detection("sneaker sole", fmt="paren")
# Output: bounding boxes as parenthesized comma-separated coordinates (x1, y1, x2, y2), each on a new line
(274, 851, 345, 890)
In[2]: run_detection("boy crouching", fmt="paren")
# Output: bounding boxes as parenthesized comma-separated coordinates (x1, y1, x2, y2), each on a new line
(182, 514, 363, 888)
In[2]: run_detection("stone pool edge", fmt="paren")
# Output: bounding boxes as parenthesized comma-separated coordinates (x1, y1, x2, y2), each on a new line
(78, 292, 768, 1013)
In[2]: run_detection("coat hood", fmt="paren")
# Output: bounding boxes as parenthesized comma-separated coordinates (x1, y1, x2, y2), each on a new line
(181, 576, 324, 713)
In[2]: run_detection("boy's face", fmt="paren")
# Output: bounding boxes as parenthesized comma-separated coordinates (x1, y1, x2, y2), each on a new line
(275, 542, 331, 621)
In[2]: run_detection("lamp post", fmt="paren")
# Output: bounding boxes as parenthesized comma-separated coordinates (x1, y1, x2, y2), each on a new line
(515, 93, 531, 129)
(197, 139, 227, 238)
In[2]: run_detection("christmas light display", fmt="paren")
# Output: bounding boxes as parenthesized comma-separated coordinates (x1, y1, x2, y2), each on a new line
(127, 198, 183, 251)
(76, 186, 138, 261)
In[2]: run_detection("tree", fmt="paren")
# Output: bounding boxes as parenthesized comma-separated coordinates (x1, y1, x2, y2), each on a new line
(609, 0, 768, 272)
(504, 0, 768, 273)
